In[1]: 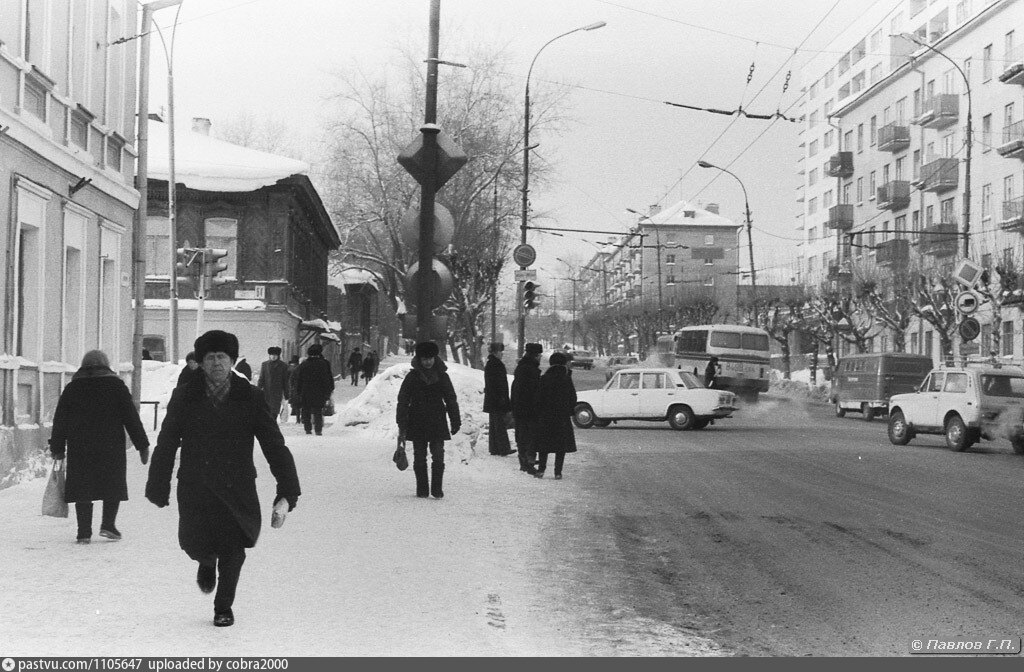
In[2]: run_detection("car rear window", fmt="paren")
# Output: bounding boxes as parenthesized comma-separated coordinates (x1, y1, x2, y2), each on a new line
(980, 375, 1024, 398)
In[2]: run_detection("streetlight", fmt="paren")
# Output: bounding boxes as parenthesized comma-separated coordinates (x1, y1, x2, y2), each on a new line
(556, 257, 578, 347)
(518, 20, 606, 358)
(697, 160, 757, 323)
(894, 32, 972, 258)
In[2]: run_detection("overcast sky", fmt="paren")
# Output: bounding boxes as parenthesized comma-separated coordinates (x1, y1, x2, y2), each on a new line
(146, 0, 879, 294)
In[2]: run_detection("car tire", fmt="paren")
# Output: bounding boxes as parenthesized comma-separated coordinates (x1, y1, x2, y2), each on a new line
(667, 405, 695, 431)
(887, 410, 912, 446)
(945, 414, 971, 452)
(862, 403, 875, 422)
(594, 419, 611, 428)
(572, 403, 596, 429)
(834, 401, 846, 418)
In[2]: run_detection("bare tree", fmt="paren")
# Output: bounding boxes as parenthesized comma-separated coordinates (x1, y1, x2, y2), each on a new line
(213, 111, 304, 159)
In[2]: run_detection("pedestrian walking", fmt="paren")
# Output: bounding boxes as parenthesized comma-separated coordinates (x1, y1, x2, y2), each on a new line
(370, 350, 380, 377)
(348, 348, 363, 386)
(361, 350, 376, 383)
(48, 350, 150, 544)
(510, 342, 544, 475)
(535, 351, 577, 480)
(293, 343, 335, 435)
(145, 330, 301, 628)
(483, 342, 515, 456)
(177, 351, 201, 388)
(257, 347, 290, 421)
(234, 356, 252, 381)
(704, 356, 720, 389)
(287, 355, 302, 425)
(396, 341, 460, 499)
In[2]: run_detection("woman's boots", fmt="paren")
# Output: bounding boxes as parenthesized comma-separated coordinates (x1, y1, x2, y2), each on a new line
(430, 464, 444, 499)
(414, 464, 429, 498)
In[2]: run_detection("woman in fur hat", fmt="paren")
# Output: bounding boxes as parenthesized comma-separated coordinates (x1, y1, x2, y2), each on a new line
(535, 351, 578, 479)
(146, 330, 301, 628)
(49, 350, 150, 543)
(396, 341, 461, 498)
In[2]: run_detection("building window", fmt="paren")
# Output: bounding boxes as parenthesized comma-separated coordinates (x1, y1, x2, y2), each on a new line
(704, 258, 714, 266)
(704, 234, 714, 245)
(843, 130, 853, 150)
(1004, 246, 1014, 269)
(808, 168, 818, 186)
(23, 77, 47, 121)
(809, 140, 819, 157)
(895, 157, 905, 181)
(982, 253, 992, 270)
(940, 197, 955, 223)
(665, 254, 675, 265)
(981, 323, 992, 357)
(666, 275, 676, 285)
(925, 330, 933, 358)
(895, 215, 907, 238)
(98, 226, 121, 356)
(15, 182, 48, 362)
(1003, 320, 1015, 357)
(983, 44, 993, 81)
(205, 218, 239, 278)
(856, 177, 864, 203)
(146, 217, 170, 276)
(808, 197, 818, 215)
(869, 171, 876, 199)
(70, 112, 89, 150)
(1005, 175, 1016, 205)
(912, 150, 921, 180)
(982, 114, 992, 151)
(869, 116, 877, 146)
(982, 183, 992, 220)
(808, 226, 818, 242)
(105, 137, 123, 173)
(912, 210, 920, 238)
(823, 190, 833, 209)
(703, 275, 714, 287)
(824, 130, 834, 149)
(870, 64, 882, 84)
(63, 208, 87, 366)
(911, 332, 919, 354)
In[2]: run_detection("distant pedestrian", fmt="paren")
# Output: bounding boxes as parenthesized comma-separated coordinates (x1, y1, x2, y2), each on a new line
(396, 341, 460, 499)
(234, 356, 252, 381)
(146, 330, 300, 628)
(483, 342, 515, 457)
(511, 343, 544, 475)
(704, 356, 720, 389)
(177, 351, 201, 388)
(286, 355, 301, 425)
(294, 343, 334, 435)
(535, 352, 577, 480)
(370, 350, 380, 377)
(257, 347, 290, 421)
(142, 348, 153, 361)
(361, 351, 376, 383)
(348, 348, 363, 386)
(48, 350, 150, 543)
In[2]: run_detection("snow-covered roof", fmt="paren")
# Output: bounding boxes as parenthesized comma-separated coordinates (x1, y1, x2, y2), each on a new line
(644, 200, 737, 228)
(331, 267, 381, 290)
(146, 119, 309, 192)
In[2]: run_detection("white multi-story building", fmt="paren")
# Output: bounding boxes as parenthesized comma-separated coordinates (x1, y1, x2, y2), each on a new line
(797, 0, 1024, 359)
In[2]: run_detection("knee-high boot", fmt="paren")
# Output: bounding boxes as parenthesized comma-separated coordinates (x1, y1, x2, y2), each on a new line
(430, 464, 444, 499)
(414, 463, 429, 498)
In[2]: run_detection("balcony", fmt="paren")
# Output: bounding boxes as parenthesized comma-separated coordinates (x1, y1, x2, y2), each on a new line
(827, 263, 852, 284)
(997, 121, 1024, 159)
(918, 222, 959, 257)
(919, 157, 959, 192)
(826, 152, 854, 178)
(913, 94, 958, 130)
(876, 181, 911, 210)
(1002, 196, 1024, 232)
(875, 238, 910, 267)
(999, 44, 1024, 85)
(877, 122, 911, 152)
(826, 203, 854, 231)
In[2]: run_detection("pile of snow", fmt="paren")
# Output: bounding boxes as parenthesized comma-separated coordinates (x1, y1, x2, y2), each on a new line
(769, 368, 830, 403)
(334, 361, 493, 466)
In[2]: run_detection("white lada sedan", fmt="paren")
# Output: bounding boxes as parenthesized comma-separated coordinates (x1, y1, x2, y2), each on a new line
(573, 367, 738, 430)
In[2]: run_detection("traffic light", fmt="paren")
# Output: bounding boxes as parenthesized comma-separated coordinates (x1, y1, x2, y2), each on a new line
(203, 248, 231, 286)
(176, 247, 199, 285)
(523, 281, 539, 310)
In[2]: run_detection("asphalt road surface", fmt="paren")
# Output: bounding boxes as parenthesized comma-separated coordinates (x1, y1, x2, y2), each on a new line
(539, 378, 1024, 656)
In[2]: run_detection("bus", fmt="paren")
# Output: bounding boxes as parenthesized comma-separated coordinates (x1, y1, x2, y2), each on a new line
(672, 324, 771, 401)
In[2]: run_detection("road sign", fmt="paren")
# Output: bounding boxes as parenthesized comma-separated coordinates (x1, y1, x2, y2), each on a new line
(406, 258, 454, 310)
(401, 204, 455, 253)
(955, 290, 979, 315)
(513, 243, 536, 267)
(958, 317, 981, 342)
(514, 269, 537, 282)
(952, 259, 984, 289)
(397, 127, 468, 189)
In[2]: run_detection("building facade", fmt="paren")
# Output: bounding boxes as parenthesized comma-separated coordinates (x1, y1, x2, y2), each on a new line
(0, 0, 139, 485)
(797, 0, 1024, 360)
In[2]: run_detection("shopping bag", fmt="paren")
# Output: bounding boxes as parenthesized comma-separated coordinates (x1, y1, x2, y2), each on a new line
(393, 438, 409, 471)
(42, 460, 68, 518)
(322, 398, 335, 417)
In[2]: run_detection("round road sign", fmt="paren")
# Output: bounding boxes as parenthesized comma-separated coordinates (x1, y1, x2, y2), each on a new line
(954, 290, 979, 315)
(513, 243, 537, 267)
(958, 317, 981, 342)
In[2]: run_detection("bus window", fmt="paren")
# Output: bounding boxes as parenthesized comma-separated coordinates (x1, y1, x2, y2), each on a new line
(709, 331, 741, 349)
(677, 330, 708, 354)
(741, 333, 770, 351)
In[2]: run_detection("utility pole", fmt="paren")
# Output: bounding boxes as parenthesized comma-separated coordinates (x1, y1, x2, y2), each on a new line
(417, 0, 441, 345)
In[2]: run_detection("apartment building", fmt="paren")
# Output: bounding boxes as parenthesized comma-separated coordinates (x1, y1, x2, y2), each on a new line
(796, 0, 1024, 358)
(0, 1, 139, 484)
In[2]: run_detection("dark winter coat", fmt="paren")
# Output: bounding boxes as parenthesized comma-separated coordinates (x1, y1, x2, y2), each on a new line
(361, 354, 376, 377)
(258, 358, 290, 409)
(347, 351, 363, 375)
(177, 365, 201, 388)
(396, 359, 460, 442)
(49, 367, 150, 503)
(294, 355, 335, 407)
(536, 365, 578, 454)
(145, 373, 301, 557)
(510, 357, 542, 420)
(234, 358, 252, 381)
(483, 354, 511, 414)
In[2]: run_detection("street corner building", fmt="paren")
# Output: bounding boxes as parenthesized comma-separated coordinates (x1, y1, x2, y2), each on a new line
(141, 116, 342, 369)
(0, 1, 140, 486)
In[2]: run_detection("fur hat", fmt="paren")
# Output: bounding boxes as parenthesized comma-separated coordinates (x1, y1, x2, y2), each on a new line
(525, 343, 543, 355)
(549, 351, 569, 367)
(415, 341, 439, 359)
(194, 330, 239, 363)
(267, 346, 282, 356)
(308, 343, 323, 357)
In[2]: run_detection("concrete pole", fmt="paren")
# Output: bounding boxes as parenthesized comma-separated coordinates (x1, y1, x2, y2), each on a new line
(416, 0, 440, 345)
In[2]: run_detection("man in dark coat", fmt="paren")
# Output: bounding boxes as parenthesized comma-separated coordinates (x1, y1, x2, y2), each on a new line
(257, 346, 290, 421)
(510, 342, 544, 475)
(361, 351, 376, 383)
(49, 350, 150, 543)
(146, 330, 300, 628)
(348, 348, 363, 386)
(293, 343, 335, 435)
(286, 355, 301, 424)
(535, 351, 578, 480)
(483, 342, 515, 456)
(396, 341, 460, 499)
(177, 351, 201, 388)
(705, 356, 721, 389)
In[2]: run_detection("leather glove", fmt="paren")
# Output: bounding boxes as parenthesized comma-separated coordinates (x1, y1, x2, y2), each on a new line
(450, 423, 461, 435)
(139, 446, 150, 465)
(275, 494, 298, 512)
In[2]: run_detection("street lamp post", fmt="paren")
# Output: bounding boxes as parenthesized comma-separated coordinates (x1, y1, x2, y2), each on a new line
(697, 160, 757, 324)
(518, 20, 606, 358)
(896, 32, 972, 258)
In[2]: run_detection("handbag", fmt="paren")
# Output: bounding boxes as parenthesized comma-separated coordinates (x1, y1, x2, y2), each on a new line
(393, 437, 409, 471)
(322, 398, 335, 417)
(42, 460, 68, 518)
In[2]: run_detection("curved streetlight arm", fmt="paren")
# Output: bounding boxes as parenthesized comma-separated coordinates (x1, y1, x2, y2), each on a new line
(897, 33, 969, 90)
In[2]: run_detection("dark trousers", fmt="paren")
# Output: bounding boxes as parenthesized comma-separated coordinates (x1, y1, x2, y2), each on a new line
(213, 547, 246, 612)
(350, 371, 360, 386)
(488, 412, 513, 455)
(75, 500, 120, 536)
(514, 418, 540, 473)
(536, 452, 565, 476)
(412, 440, 445, 497)
(301, 406, 324, 434)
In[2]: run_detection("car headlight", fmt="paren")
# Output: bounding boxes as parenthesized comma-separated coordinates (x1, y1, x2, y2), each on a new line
(719, 393, 733, 405)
